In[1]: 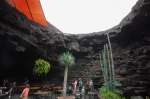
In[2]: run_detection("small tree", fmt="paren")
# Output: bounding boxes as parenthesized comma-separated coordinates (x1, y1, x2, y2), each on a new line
(59, 52, 75, 99)
(33, 58, 51, 77)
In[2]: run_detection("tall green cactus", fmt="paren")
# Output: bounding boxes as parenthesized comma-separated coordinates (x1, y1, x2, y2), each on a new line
(105, 44, 112, 90)
(103, 45, 109, 85)
(105, 44, 112, 82)
(99, 43, 115, 91)
(99, 33, 123, 96)
(99, 52, 106, 83)
(107, 33, 115, 81)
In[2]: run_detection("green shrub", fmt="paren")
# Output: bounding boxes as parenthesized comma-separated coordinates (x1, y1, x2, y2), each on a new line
(100, 86, 125, 99)
(33, 58, 51, 76)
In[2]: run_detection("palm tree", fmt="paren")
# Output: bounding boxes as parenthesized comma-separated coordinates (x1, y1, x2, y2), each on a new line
(59, 51, 75, 99)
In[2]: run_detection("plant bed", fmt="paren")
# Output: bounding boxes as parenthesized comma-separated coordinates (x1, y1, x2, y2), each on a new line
(57, 96, 75, 99)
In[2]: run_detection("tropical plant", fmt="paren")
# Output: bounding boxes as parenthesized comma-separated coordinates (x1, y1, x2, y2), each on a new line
(99, 86, 125, 99)
(33, 58, 51, 76)
(58, 51, 75, 99)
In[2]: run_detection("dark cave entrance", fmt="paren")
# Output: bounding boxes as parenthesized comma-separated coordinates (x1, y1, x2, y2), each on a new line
(0, 37, 38, 81)
(0, 37, 63, 84)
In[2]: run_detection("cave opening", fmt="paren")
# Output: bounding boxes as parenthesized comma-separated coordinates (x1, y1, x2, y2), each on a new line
(41, 0, 138, 34)
(0, 36, 63, 84)
(0, 37, 38, 81)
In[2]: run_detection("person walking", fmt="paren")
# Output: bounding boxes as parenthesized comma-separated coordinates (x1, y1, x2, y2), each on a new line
(20, 84, 30, 99)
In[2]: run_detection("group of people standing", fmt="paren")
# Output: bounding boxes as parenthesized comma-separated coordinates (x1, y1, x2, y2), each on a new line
(0, 79, 30, 99)
(0, 79, 17, 98)
(71, 78, 94, 95)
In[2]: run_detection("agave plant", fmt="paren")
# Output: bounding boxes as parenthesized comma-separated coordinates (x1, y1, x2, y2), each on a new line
(58, 51, 75, 99)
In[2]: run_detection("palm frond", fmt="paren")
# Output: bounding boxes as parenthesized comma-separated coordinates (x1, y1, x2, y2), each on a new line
(59, 51, 75, 67)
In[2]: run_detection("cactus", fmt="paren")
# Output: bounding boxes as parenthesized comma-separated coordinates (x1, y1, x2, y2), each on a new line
(99, 52, 106, 83)
(99, 43, 115, 91)
(107, 33, 115, 81)
(103, 45, 109, 85)
(105, 44, 113, 90)
(99, 33, 123, 97)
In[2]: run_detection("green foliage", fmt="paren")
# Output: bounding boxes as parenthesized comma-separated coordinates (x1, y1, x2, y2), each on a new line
(100, 44, 115, 91)
(99, 43, 124, 98)
(33, 59, 51, 76)
(59, 51, 75, 67)
(102, 80, 122, 93)
(100, 86, 125, 99)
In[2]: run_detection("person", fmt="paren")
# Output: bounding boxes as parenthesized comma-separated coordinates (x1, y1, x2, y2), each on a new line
(20, 84, 30, 99)
(8, 82, 16, 98)
(85, 79, 90, 94)
(89, 79, 93, 91)
(0, 88, 2, 95)
(3, 79, 9, 88)
(72, 80, 77, 95)
(78, 78, 83, 94)
(67, 84, 72, 95)
(81, 86, 85, 95)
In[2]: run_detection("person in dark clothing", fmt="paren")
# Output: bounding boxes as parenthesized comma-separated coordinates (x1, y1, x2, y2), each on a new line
(8, 82, 16, 98)
(78, 78, 83, 93)
(3, 79, 9, 88)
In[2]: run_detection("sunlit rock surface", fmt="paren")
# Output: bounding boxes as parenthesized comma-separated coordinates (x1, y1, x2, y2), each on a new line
(0, 0, 150, 96)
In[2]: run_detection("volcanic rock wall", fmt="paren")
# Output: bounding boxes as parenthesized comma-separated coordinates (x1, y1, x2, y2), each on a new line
(0, 0, 150, 96)
(0, 0, 64, 81)
(111, 0, 150, 96)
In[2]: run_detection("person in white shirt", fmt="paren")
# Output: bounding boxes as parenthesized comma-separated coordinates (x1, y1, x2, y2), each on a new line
(72, 80, 77, 95)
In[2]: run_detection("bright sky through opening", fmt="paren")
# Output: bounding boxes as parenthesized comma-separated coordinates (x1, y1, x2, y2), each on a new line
(41, 0, 138, 34)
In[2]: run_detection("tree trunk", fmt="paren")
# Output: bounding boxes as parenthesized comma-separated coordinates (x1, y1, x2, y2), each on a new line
(63, 65, 68, 99)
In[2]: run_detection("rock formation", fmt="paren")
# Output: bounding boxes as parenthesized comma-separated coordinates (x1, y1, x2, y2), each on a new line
(0, 0, 150, 96)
